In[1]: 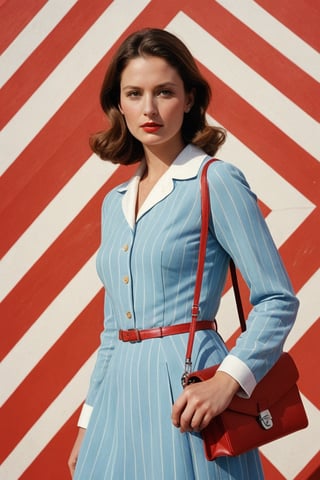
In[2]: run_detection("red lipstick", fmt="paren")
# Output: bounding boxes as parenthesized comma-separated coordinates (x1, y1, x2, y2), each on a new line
(141, 122, 162, 133)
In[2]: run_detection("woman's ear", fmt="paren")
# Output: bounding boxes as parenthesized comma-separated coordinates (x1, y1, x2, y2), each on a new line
(184, 89, 195, 113)
(118, 104, 124, 115)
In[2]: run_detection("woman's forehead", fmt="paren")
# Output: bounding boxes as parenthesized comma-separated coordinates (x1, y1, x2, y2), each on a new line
(120, 56, 182, 87)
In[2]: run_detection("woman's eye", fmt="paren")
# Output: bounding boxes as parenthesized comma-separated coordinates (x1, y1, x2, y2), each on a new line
(158, 89, 173, 97)
(127, 90, 140, 97)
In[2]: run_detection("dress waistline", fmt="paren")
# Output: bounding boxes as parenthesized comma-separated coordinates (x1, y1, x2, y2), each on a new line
(118, 320, 216, 343)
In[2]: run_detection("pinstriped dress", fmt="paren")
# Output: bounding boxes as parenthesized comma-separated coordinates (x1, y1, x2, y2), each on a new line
(74, 145, 298, 479)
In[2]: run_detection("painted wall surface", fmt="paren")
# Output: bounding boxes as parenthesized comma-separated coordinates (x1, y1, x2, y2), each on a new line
(1, 1, 319, 479)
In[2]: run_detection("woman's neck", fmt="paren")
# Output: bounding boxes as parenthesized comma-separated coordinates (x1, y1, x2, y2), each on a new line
(136, 143, 185, 215)
(143, 142, 185, 181)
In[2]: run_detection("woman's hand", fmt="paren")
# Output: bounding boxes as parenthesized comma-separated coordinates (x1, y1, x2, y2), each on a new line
(68, 428, 86, 478)
(171, 371, 239, 432)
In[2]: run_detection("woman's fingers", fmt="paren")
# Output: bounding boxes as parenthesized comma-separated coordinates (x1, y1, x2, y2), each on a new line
(172, 385, 209, 432)
(171, 392, 187, 428)
(172, 372, 240, 433)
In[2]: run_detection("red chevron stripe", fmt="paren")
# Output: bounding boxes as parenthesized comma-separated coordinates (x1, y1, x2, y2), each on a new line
(0, 291, 103, 462)
(203, 67, 319, 203)
(2, 45, 318, 258)
(0, 107, 102, 255)
(260, 454, 287, 480)
(256, 0, 320, 51)
(0, 0, 113, 128)
(281, 209, 320, 292)
(293, 452, 320, 480)
(19, 411, 81, 480)
(0, 0, 46, 53)
(1, 164, 135, 358)
(185, 0, 320, 121)
(0, 0, 186, 251)
(291, 317, 320, 407)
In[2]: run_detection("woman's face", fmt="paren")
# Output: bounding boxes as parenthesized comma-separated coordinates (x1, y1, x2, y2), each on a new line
(119, 55, 193, 156)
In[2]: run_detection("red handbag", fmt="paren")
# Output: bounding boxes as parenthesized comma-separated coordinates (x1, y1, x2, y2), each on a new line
(182, 159, 308, 460)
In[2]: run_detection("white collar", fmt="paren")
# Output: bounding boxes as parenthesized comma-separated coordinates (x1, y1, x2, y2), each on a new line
(118, 144, 208, 229)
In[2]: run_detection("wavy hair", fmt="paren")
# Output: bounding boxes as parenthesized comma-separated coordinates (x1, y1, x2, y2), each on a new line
(90, 28, 226, 164)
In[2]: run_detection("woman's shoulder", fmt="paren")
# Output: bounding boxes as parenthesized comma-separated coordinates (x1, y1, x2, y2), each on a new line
(205, 157, 243, 176)
(204, 158, 257, 204)
(205, 159, 248, 186)
(101, 180, 129, 209)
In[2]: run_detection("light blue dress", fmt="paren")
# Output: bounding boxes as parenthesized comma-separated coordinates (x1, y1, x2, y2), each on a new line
(74, 145, 298, 479)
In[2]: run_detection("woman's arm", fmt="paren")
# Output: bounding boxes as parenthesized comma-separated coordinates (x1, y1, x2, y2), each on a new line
(207, 161, 299, 391)
(68, 428, 86, 478)
(172, 160, 298, 431)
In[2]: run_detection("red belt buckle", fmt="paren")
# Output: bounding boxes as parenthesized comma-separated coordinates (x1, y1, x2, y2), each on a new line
(127, 328, 142, 343)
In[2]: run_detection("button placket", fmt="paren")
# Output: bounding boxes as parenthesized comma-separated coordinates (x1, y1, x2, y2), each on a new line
(121, 240, 134, 322)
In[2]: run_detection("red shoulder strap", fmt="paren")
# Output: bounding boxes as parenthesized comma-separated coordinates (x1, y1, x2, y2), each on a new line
(183, 159, 246, 380)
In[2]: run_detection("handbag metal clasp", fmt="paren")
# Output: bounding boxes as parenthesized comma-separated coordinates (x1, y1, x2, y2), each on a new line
(258, 409, 273, 430)
(181, 359, 192, 388)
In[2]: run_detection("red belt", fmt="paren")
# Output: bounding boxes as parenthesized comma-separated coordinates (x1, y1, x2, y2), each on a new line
(118, 320, 216, 343)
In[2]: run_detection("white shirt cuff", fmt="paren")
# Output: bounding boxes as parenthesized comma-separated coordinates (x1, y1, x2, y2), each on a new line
(217, 354, 256, 397)
(77, 403, 93, 429)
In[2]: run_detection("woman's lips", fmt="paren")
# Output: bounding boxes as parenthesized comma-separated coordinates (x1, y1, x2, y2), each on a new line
(141, 123, 162, 133)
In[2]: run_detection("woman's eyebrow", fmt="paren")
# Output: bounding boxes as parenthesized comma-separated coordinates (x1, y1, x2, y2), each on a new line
(122, 82, 178, 90)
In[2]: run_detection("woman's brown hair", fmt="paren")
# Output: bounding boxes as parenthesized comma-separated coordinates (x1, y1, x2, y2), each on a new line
(90, 28, 226, 164)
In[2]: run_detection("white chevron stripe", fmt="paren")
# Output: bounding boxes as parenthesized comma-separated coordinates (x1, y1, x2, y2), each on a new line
(0, 0, 151, 175)
(0, 353, 96, 480)
(0, 0, 78, 87)
(167, 13, 320, 161)
(210, 115, 315, 247)
(0, 253, 101, 406)
(218, 268, 319, 346)
(216, 0, 320, 81)
(260, 393, 320, 479)
(285, 269, 320, 350)
(0, 157, 117, 301)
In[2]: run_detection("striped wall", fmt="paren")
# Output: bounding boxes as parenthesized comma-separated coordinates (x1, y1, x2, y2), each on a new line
(1, 1, 319, 479)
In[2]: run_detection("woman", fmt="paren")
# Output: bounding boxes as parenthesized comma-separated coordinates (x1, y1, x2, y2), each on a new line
(69, 28, 298, 479)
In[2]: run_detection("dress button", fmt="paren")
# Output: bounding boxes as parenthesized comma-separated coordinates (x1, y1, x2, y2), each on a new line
(122, 244, 129, 252)
(126, 312, 132, 319)
(123, 275, 129, 284)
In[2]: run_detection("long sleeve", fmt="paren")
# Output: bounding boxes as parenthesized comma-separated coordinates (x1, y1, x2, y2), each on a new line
(77, 294, 118, 428)
(207, 161, 299, 396)
(77, 195, 119, 428)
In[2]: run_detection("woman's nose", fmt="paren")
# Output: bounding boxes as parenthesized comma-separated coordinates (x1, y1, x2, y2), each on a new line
(143, 95, 157, 117)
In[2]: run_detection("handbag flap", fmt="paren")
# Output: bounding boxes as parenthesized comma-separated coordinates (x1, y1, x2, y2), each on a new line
(187, 353, 299, 416)
(229, 353, 299, 415)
